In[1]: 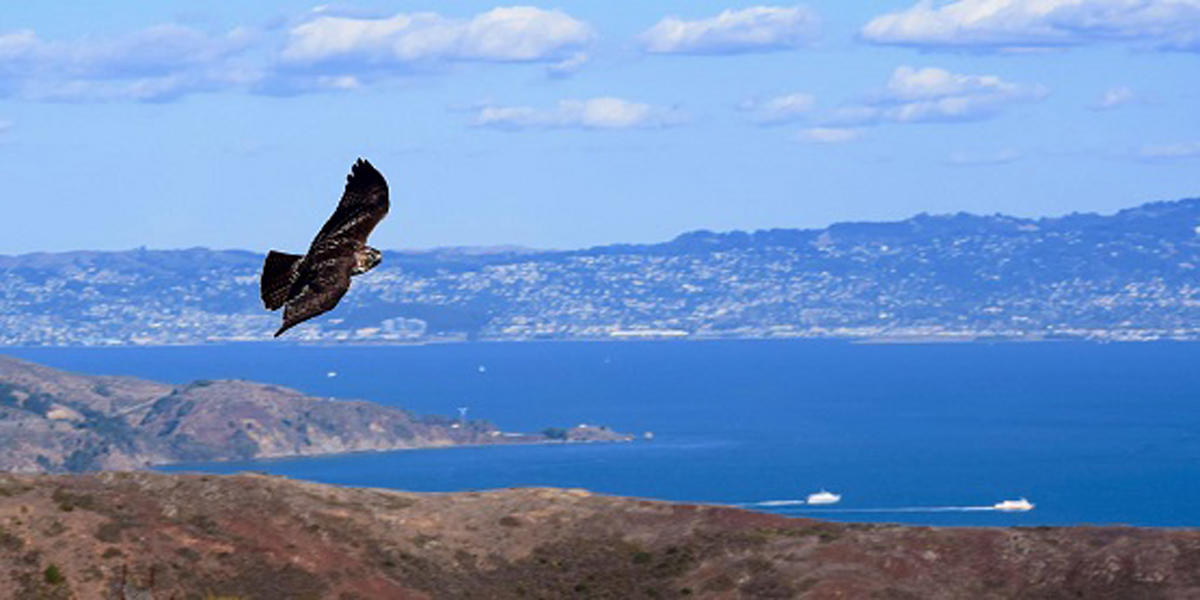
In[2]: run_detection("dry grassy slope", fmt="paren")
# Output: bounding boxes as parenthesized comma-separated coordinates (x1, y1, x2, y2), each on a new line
(0, 472, 1198, 599)
(0, 357, 169, 415)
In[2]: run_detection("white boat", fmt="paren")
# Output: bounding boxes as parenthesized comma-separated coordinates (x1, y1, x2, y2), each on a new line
(993, 498, 1034, 512)
(806, 490, 842, 505)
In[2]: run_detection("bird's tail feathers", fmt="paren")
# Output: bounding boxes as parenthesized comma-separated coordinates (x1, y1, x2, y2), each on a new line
(261, 250, 304, 310)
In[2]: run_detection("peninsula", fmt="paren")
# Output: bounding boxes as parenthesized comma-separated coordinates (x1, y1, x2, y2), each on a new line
(0, 355, 631, 473)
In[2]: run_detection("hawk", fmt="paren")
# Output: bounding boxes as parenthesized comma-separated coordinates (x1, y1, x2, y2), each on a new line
(261, 158, 389, 337)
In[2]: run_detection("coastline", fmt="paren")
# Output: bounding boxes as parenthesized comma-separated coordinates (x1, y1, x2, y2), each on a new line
(0, 353, 635, 474)
(7, 330, 1200, 349)
(155, 434, 638, 472)
(8, 342, 1200, 528)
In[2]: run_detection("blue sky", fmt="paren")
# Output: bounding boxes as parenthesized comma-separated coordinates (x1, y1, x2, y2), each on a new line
(1, 1, 1198, 254)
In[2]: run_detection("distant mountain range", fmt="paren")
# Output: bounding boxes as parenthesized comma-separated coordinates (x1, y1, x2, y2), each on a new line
(3, 198, 1200, 345)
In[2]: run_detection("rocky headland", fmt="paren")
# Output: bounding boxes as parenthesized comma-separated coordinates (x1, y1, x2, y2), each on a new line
(0, 355, 630, 473)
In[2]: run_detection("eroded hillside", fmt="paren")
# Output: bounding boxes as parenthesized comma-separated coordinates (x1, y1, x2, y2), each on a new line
(0, 472, 1197, 599)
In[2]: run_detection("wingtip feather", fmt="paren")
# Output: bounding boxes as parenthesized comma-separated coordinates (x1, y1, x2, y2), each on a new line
(347, 157, 386, 192)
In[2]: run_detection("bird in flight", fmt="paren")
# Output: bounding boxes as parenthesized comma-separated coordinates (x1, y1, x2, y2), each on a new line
(261, 158, 389, 337)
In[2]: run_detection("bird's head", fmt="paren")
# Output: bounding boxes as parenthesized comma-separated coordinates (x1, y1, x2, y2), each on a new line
(353, 246, 383, 275)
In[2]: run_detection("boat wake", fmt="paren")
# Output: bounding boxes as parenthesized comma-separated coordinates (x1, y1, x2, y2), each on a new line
(740, 490, 844, 508)
(742, 499, 807, 507)
(745, 496, 1033, 514)
(771, 505, 1000, 514)
(738, 494, 1032, 514)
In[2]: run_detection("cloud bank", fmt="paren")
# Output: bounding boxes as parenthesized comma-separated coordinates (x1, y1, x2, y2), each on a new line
(0, 25, 257, 101)
(862, 0, 1200, 51)
(0, 6, 595, 101)
(281, 7, 592, 66)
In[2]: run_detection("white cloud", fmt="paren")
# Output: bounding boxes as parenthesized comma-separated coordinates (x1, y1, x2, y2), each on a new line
(0, 7, 595, 102)
(0, 25, 259, 101)
(797, 127, 862, 143)
(545, 51, 589, 78)
(472, 97, 685, 130)
(739, 92, 815, 124)
(862, 0, 1200, 51)
(0, 25, 253, 79)
(281, 7, 592, 66)
(884, 65, 1027, 101)
(0, 120, 10, 134)
(640, 6, 818, 54)
(1093, 85, 1136, 109)
(946, 148, 1023, 165)
(0, 30, 37, 60)
(1139, 141, 1200, 160)
(831, 66, 1047, 125)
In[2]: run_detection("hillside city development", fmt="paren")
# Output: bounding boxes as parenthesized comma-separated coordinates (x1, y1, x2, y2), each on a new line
(2, 198, 1200, 346)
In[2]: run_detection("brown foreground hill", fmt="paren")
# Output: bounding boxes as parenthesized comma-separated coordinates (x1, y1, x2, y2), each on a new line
(0, 471, 1197, 599)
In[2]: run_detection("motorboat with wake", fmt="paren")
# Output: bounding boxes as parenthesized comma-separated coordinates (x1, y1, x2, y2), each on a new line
(993, 498, 1034, 512)
(806, 490, 842, 505)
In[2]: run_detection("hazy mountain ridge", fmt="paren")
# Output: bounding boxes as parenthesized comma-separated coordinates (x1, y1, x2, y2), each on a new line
(3, 198, 1200, 345)
(1, 471, 1198, 598)
(0, 355, 620, 473)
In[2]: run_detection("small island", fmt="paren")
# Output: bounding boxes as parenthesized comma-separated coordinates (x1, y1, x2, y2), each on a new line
(0, 355, 632, 473)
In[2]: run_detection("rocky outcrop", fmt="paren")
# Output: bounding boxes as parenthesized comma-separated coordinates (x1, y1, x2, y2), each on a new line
(0, 355, 625, 472)
(0, 471, 1197, 599)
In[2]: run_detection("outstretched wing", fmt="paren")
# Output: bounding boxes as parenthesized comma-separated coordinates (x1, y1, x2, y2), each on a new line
(310, 158, 389, 250)
(274, 256, 354, 337)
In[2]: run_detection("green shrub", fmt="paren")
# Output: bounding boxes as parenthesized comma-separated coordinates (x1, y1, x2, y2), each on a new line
(51, 488, 96, 512)
(44, 564, 65, 585)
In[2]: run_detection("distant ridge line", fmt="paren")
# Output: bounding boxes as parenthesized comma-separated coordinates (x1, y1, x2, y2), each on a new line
(2, 196, 1197, 259)
(4, 196, 1200, 346)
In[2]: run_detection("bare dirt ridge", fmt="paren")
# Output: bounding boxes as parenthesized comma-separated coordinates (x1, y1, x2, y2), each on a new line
(0, 471, 1197, 599)
(0, 354, 631, 474)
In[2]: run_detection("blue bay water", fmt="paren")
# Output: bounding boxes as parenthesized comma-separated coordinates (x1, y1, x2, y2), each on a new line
(7, 340, 1200, 526)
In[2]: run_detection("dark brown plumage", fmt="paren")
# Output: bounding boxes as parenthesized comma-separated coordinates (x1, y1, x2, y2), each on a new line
(261, 158, 389, 337)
